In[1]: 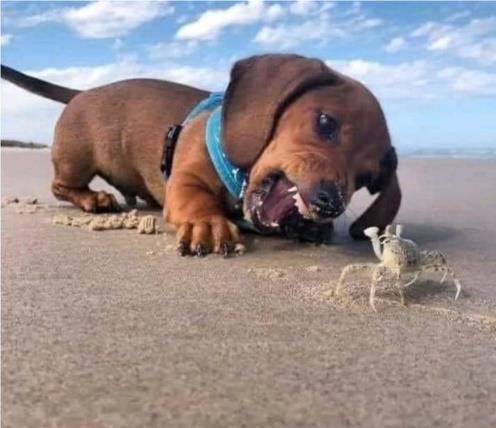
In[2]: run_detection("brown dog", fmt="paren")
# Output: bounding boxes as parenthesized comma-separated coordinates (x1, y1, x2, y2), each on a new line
(1, 54, 401, 255)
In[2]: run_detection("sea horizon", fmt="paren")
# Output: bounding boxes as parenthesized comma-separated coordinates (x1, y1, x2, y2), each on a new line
(2, 144, 496, 159)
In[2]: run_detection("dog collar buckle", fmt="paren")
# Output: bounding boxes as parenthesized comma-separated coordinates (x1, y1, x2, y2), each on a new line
(161, 124, 183, 179)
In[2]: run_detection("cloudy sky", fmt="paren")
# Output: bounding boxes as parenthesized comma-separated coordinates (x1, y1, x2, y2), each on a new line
(1, 0, 495, 154)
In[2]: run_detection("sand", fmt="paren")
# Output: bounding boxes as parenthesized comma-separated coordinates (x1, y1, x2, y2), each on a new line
(2, 148, 496, 428)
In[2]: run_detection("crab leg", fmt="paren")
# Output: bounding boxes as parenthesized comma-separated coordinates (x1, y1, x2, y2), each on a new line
(432, 267, 461, 300)
(403, 272, 420, 287)
(450, 270, 462, 300)
(336, 263, 376, 296)
(440, 270, 448, 283)
(370, 265, 387, 312)
(370, 281, 377, 312)
(394, 270, 406, 306)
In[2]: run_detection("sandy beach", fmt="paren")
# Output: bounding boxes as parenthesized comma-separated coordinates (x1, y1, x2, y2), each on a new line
(2, 148, 496, 428)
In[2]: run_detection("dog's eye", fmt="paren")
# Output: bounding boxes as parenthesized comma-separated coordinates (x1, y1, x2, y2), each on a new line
(315, 113, 338, 141)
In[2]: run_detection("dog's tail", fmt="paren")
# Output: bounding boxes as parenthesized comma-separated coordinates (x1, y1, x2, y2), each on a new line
(1, 64, 81, 104)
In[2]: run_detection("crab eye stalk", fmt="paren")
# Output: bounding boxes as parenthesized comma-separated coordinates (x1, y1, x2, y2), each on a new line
(315, 113, 338, 141)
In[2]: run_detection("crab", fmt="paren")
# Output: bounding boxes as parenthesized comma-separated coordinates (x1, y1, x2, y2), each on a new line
(336, 224, 462, 311)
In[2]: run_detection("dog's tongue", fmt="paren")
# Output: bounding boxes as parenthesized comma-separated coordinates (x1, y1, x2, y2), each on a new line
(260, 176, 297, 225)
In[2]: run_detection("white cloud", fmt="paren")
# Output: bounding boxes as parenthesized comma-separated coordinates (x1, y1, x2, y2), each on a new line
(17, 1, 174, 39)
(1, 34, 13, 46)
(341, 1, 362, 18)
(457, 38, 496, 65)
(445, 10, 471, 22)
(176, 0, 284, 41)
(437, 67, 496, 95)
(290, 0, 318, 16)
(1, 58, 229, 143)
(254, 9, 381, 49)
(289, 1, 335, 16)
(112, 38, 125, 50)
(384, 37, 405, 53)
(327, 59, 496, 99)
(328, 59, 433, 99)
(355, 18, 382, 30)
(146, 40, 198, 60)
(255, 18, 344, 49)
(428, 35, 452, 50)
(411, 16, 496, 64)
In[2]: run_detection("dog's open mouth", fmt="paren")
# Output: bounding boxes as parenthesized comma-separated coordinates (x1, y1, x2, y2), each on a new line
(246, 172, 333, 244)
(253, 172, 310, 229)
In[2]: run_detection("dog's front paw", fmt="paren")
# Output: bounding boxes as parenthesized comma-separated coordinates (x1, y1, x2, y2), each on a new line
(175, 216, 245, 257)
(90, 191, 121, 213)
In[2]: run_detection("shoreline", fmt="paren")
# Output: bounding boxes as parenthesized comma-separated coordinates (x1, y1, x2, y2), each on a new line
(1, 141, 48, 150)
(1, 146, 50, 151)
(2, 146, 496, 159)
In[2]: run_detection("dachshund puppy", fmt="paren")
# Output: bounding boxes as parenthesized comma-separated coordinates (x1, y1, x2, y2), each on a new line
(1, 54, 400, 256)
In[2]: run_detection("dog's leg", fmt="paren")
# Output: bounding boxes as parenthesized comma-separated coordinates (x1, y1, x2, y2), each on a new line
(123, 194, 137, 207)
(143, 195, 161, 209)
(52, 163, 121, 213)
(163, 111, 247, 257)
(52, 182, 121, 213)
(165, 186, 245, 257)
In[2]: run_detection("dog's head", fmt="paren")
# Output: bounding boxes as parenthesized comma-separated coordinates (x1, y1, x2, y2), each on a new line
(222, 54, 401, 240)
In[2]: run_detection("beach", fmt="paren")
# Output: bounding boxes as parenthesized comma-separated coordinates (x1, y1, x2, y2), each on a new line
(2, 148, 496, 428)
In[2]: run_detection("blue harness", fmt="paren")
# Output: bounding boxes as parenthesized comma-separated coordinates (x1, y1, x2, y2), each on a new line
(161, 92, 247, 200)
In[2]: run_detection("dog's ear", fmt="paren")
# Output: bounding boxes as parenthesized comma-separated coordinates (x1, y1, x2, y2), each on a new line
(349, 147, 401, 239)
(367, 146, 398, 195)
(222, 54, 336, 168)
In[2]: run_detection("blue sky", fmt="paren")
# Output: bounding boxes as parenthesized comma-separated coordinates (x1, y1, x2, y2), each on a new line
(1, 1, 495, 154)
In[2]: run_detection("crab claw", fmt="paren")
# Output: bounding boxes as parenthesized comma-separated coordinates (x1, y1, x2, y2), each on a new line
(384, 225, 394, 237)
(395, 224, 403, 237)
(364, 226, 379, 238)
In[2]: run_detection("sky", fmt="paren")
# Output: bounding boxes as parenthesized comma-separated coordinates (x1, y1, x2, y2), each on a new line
(1, 0, 495, 154)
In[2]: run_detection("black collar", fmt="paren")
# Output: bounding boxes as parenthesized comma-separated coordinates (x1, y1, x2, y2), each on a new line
(160, 124, 183, 179)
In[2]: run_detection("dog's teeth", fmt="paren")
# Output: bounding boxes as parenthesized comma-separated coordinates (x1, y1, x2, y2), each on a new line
(288, 186, 297, 193)
(293, 192, 312, 219)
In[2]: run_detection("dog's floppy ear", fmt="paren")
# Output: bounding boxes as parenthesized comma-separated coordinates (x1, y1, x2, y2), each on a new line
(349, 147, 401, 239)
(222, 54, 336, 168)
(367, 146, 398, 195)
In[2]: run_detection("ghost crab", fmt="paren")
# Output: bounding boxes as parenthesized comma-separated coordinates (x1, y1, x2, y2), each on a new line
(336, 224, 462, 311)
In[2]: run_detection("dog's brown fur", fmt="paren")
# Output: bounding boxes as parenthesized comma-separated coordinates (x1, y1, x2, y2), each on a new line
(1, 54, 401, 256)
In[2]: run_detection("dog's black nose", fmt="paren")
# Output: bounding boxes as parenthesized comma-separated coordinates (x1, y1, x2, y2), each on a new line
(310, 180, 345, 218)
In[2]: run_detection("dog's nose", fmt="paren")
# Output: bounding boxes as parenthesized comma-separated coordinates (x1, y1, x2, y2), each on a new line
(310, 180, 345, 218)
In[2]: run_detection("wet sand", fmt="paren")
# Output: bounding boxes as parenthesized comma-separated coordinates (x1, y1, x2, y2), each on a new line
(2, 148, 496, 428)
